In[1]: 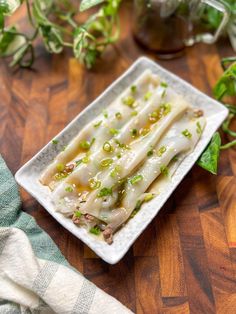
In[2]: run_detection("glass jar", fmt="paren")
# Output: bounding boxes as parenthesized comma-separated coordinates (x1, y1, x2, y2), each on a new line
(133, 0, 230, 58)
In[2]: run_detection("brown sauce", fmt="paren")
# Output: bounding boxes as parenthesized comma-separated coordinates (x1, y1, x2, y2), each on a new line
(133, 1, 191, 57)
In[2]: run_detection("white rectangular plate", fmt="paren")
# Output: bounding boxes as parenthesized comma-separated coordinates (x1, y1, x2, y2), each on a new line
(15, 57, 228, 264)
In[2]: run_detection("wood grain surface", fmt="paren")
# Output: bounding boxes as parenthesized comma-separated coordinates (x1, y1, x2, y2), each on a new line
(1, 2, 236, 313)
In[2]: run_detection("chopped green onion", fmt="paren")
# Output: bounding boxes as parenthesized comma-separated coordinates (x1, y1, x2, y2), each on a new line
(149, 110, 159, 123)
(97, 187, 112, 198)
(131, 110, 138, 116)
(90, 138, 95, 147)
(80, 138, 95, 150)
(65, 186, 73, 192)
(75, 210, 82, 218)
(157, 146, 167, 157)
(115, 112, 122, 119)
(122, 96, 135, 107)
(110, 165, 121, 178)
(140, 128, 150, 136)
(160, 103, 171, 116)
(115, 139, 122, 147)
(117, 152, 122, 159)
(160, 82, 168, 88)
(161, 90, 166, 98)
(62, 145, 67, 151)
(80, 140, 90, 150)
(172, 155, 178, 162)
(109, 128, 119, 136)
(131, 85, 137, 93)
(82, 156, 90, 163)
(147, 149, 153, 157)
(56, 163, 65, 172)
(160, 165, 169, 177)
(52, 139, 58, 144)
(54, 172, 68, 181)
(131, 193, 154, 218)
(150, 111, 158, 118)
(88, 178, 101, 190)
(130, 128, 138, 138)
(149, 103, 171, 120)
(100, 158, 113, 168)
(144, 193, 154, 202)
(94, 120, 102, 127)
(130, 174, 143, 185)
(144, 91, 152, 101)
(89, 226, 101, 235)
(103, 141, 113, 152)
(115, 139, 130, 149)
(75, 159, 82, 167)
(196, 121, 202, 135)
(103, 110, 108, 118)
(130, 200, 142, 217)
(182, 129, 192, 139)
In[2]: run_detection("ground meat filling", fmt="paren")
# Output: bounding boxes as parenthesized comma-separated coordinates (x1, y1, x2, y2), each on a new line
(103, 227, 113, 244)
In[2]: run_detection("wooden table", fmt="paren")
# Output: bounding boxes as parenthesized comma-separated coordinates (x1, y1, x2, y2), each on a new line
(1, 2, 236, 313)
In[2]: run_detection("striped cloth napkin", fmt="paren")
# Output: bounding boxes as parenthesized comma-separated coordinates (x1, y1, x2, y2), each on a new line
(0, 156, 132, 314)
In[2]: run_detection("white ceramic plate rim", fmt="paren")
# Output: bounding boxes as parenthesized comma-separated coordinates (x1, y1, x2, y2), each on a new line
(15, 57, 228, 264)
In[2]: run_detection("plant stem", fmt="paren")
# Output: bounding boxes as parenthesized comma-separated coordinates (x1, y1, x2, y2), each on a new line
(26, 0, 35, 27)
(222, 113, 236, 137)
(221, 57, 236, 70)
(221, 140, 236, 150)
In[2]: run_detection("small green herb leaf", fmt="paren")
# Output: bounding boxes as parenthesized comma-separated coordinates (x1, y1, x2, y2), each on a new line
(197, 132, 221, 175)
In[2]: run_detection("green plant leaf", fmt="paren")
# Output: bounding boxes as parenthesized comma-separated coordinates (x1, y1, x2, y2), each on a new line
(0, 0, 22, 16)
(39, 24, 63, 53)
(80, 0, 106, 12)
(213, 62, 236, 100)
(197, 132, 221, 175)
(33, 0, 63, 54)
(10, 43, 29, 66)
(0, 26, 26, 57)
